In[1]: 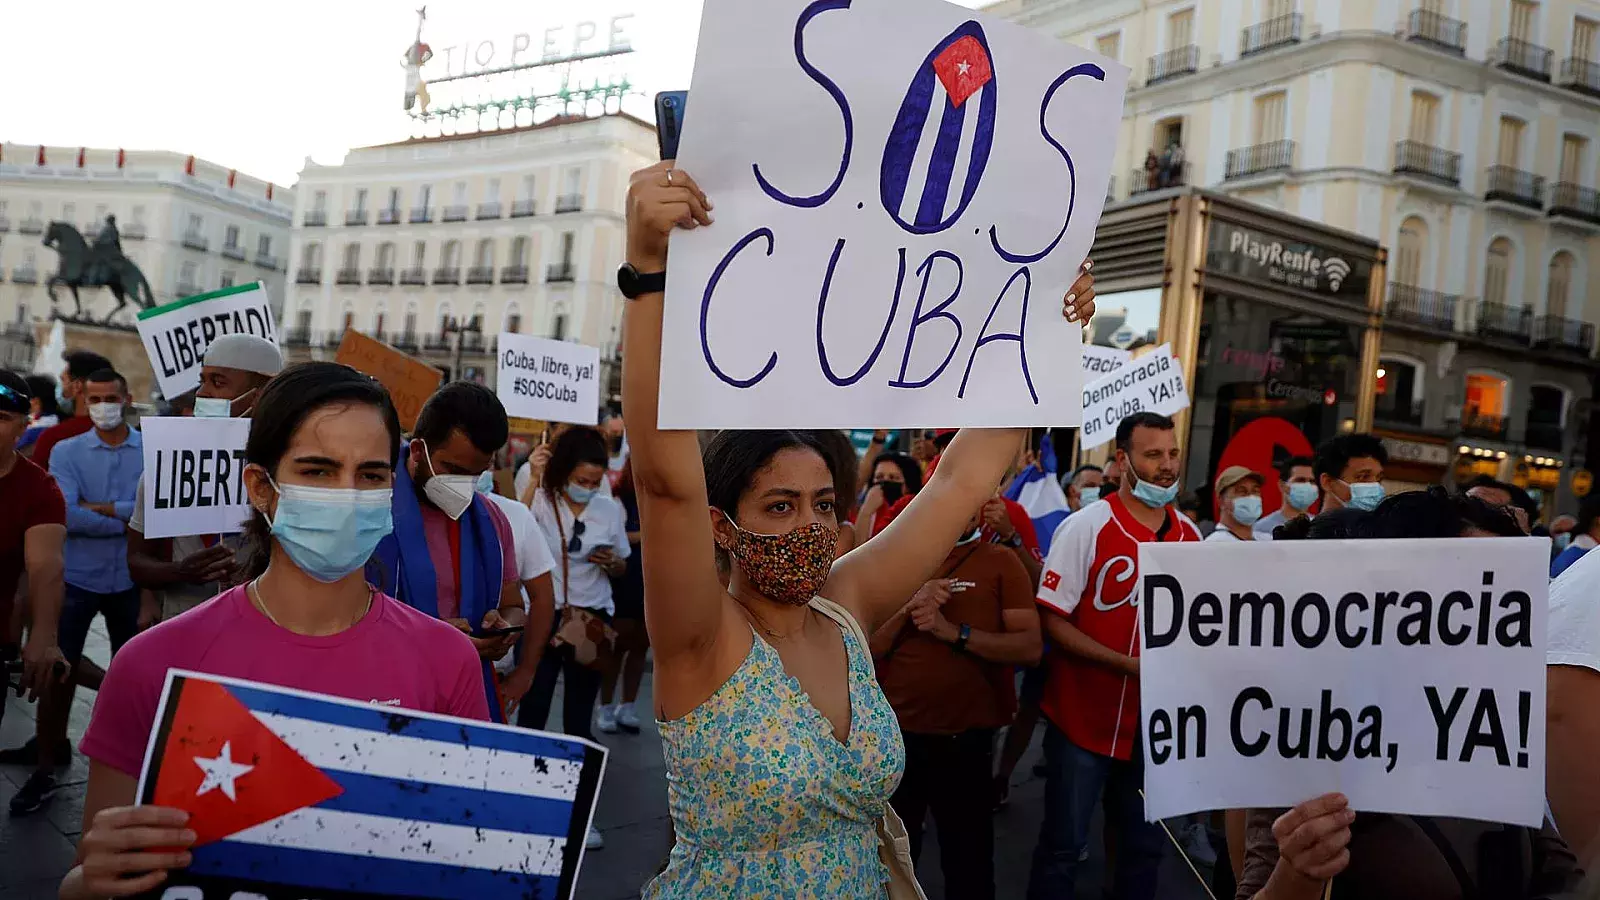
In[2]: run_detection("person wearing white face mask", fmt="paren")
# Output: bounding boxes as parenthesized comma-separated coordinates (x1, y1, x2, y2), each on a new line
(59, 363, 490, 900)
(370, 382, 532, 725)
(1206, 466, 1265, 542)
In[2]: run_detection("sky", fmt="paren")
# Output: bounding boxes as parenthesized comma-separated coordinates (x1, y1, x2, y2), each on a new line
(3, 0, 985, 187)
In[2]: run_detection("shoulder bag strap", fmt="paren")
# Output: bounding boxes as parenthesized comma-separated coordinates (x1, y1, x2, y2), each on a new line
(1410, 815, 1479, 900)
(549, 488, 571, 611)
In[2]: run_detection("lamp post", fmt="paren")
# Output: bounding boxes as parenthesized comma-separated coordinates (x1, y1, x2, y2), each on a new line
(443, 314, 483, 381)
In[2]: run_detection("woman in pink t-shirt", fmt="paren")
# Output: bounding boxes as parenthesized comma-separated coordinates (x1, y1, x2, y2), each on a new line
(60, 363, 488, 900)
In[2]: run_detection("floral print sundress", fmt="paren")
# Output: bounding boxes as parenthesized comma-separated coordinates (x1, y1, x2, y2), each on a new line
(643, 601, 905, 899)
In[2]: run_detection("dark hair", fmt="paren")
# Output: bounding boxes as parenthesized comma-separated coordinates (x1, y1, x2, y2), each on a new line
(1115, 412, 1175, 454)
(1069, 464, 1103, 484)
(63, 350, 112, 381)
(1364, 486, 1522, 539)
(541, 426, 609, 496)
(1277, 455, 1314, 482)
(413, 381, 509, 455)
(808, 430, 861, 519)
(242, 362, 403, 578)
(1313, 433, 1387, 485)
(703, 430, 835, 519)
(23, 375, 56, 417)
(84, 368, 127, 393)
(0, 370, 29, 414)
(1463, 475, 1539, 520)
(871, 451, 924, 494)
(1274, 506, 1372, 541)
(1577, 496, 1600, 536)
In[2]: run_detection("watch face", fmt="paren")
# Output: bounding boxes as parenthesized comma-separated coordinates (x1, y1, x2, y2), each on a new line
(617, 264, 639, 297)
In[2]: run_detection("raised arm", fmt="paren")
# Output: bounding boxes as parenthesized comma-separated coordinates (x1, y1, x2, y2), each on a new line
(621, 161, 724, 664)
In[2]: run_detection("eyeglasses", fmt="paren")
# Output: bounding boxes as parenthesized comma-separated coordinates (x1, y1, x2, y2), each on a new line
(567, 519, 587, 553)
(0, 382, 29, 415)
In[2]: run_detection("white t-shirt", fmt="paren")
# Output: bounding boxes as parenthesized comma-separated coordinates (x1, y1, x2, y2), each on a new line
(1204, 527, 1258, 542)
(530, 488, 630, 615)
(515, 460, 614, 502)
(1548, 543, 1600, 674)
(485, 493, 555, 585)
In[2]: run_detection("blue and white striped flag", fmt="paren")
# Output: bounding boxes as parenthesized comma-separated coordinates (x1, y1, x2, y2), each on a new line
(136, 671, 607, 900)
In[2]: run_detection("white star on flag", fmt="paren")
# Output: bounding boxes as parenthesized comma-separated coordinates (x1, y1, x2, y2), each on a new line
(957, 60, 971, 75)
(194, 741, 255, 802)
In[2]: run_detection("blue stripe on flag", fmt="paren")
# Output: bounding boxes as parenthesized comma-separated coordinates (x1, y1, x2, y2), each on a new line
(1003, 465, 1047, 503)
(915, 92, 967, 228)
(314, 769, 576, 837)
(224, 682, 588, 762)
(1033, 510, 1070, 555)
(881, 72, 936, 216)
(188, 841, 560, 900)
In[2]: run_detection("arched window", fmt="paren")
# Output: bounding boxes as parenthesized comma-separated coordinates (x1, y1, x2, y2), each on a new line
(474, 238, 494, 268)
(303, 242, 322, 270)
(1483, 238, 1513, 306)
(340, 303, 355, 334)
(403, 303, 418, 339)
(442, 240, 460, 269)
(510, 236, 529, 267)
(1375, 356, 1425, 424)
(505, 303, 523, 334)
(1526, 384, 1568, 451)
(1395, 216, 1429, 286)
(342, 242, 360, 270)
(377, 242, 396, 271)
(373, 304, 387, 338)
(1462, 370, 1511, 438)
(437, 302, 454, 332)
(1547, 251, 1575, 319)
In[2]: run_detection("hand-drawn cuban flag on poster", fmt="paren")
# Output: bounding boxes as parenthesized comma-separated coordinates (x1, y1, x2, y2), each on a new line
(134, 671, 607, 900)
(881, 22, 998, 235)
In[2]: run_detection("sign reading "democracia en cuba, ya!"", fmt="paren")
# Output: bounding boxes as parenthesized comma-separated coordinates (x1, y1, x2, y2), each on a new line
(1138, 537, 1549, 828)
(659, 0, 1129, 429)
(1078, 345, 1189, 450)
(136, 283, 279, 399)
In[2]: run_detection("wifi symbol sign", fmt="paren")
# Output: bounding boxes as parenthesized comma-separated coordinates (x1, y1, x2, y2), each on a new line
(1325, 257, 1352, 291)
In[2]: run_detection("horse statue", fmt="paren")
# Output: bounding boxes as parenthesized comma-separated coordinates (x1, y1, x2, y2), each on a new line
(43, 217, 156, 325)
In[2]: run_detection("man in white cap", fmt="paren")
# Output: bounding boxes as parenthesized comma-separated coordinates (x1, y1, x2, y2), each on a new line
(128, 334, 285, 625)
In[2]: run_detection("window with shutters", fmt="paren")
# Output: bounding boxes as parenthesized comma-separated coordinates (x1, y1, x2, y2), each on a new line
(1547, 252, 1575, 318)
(1560, 134, 1587, 182)
(1096, 32, 1121, 59)
(1497, 117, 1525, 167)
(1484, 239, 1513, 305)
(1510, 0, 1537, 41)
(1576, 18, 1598, 60)
(1168, 8, 1194, 47)
(1253, 91, 1287, 144)
(1396, 216, 1429, 286)
(1408, 92, 1440, 143)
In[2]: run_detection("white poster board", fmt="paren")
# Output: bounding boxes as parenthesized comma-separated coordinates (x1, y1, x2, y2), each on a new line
(1139, 538, 1549, 827)
(1082, 344, 1131, 376)
(1079, 344, 1188, 450)
(139, 417, 253, 539)
(658, 0, 1129, 428)
(136, 283, 279, 399)
(497, 333, 601, 426)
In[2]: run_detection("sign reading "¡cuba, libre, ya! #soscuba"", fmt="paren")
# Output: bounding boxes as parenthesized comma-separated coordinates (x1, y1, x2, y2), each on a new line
(136, 283, 279, 400)
(138, 417, 253, 540)
(658, 0, 1129, 429)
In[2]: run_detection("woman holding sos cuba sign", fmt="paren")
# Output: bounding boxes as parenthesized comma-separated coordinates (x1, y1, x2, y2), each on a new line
(620, 160, 1095, 898)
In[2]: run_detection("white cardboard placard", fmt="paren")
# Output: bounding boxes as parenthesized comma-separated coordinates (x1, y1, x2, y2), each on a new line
(135, 283, 278, 399)
(497, 333, 601, 426)
(1082, 344, 1131, 376)
(138, 416, 253, 539)
(1079, 344, 1188, 450)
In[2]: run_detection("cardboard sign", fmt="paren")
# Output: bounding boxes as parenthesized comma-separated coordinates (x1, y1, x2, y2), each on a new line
(138, 417, 253, 539)
(497, 333, 600, 426)
(135, 671, 608, 900)
(334, 330, 443, 431)
(136, 283, 278, 400)
(1138, 538, 1549, 827)
(1082, 344, 1131, 376)
(658, 0, 1129, 428)
(1079, 344, 1188, 450)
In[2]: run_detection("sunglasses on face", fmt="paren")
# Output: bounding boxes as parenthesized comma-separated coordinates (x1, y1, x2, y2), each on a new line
(0, 382, 29, 416)
(567, 519, 587, 553)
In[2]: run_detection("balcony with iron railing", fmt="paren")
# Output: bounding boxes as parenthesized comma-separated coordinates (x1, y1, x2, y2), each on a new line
(303, 210, 327, 227)
(1407, 8, 1468, 55)
(295, 267, 322, 284)
(501, 264, 529, 284)
(1130, 161, 1189, 195)
(1534, 314, 1596, 355)
(177, 281, 199, 297)
(284, 327, 312, 347)
(1460, 410, 1509, 441)
(1475, 300, 1533, 342)
(393, 332, 420, 352)
(335, 267, 361, 285)
(409, 207, 434, 224)
(182, 232, 209, 251)
(1386, 282, 1458, 332)
(511, 199, 537, 218)
(1525, 418, 1565, 452)
(1484, 165, 1544, 210)
(122, 223, 146, 240)
(220, 243, 246, 261)
(467, 266, 495, 284)
(400, 267, 427, 285)
(433, 266, 461, 285)
(1492, 37, 1553, 81)
(423, 334, 452, 351)
(18, 219, 43, 235)
(546, 263, 576, 283)
(1374, 396, 1425, 428)
(1394, 140, 1461, 186)
(442, 205, 469, 222)
(554, 194, 584, 213)
(1147, 45, 1199, 85)
(367, 267, 395, 285)
(1549, 183, 1600, 226)
(0, 217, 10, 233)
(378, 208, 401, 225)
(477, 202, 503, 220)
(254, 252, 278, 270)
(462, 334, 487, 353)
(11, 267, 38, 285)
(1225, 141, 1295, 180)
(1558, 57, 1600, 97)
(1240, 13, 1301, 57)
(343, 209, 368, 226)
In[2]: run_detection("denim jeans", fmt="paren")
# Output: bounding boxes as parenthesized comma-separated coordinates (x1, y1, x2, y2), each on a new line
(1027, 724, 1164, 900)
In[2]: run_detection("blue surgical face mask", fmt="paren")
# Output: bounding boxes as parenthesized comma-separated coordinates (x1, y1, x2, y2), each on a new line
(1287, 482, 1319, 511)
(566, 483, 597, 504)
(266, 478, 394, 584)
(475, 471, 495, 494)
(193, 396, 233, 418)
(1130, 473, 1180, 508)
(1343, 480, 1385, 512)
(1554, 533, 1573, 552)
(56, 381, 71, 411)
(1079, 486, 1101, 505)
(1232, 495, 1263, 526)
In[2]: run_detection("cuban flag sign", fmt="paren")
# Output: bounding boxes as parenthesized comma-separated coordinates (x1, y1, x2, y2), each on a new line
(134, 671, 607, 900)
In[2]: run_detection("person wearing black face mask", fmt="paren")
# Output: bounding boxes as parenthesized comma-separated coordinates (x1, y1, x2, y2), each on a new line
(854, 451, 924, 546)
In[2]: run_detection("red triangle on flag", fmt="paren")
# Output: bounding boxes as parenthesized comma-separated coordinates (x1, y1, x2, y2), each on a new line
(151, 678, 344, 847)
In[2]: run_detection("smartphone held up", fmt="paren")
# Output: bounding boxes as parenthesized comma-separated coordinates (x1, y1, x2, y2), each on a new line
(655, 90, 688, 160)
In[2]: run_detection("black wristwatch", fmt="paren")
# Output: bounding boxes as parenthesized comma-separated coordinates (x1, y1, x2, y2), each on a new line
(953, 623, 972, 653)
(617, 263, 666, 299)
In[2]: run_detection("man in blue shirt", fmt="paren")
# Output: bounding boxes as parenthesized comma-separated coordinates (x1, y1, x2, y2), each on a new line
(1552, 496, 1600, 579)
(9, 368, 142, 815)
